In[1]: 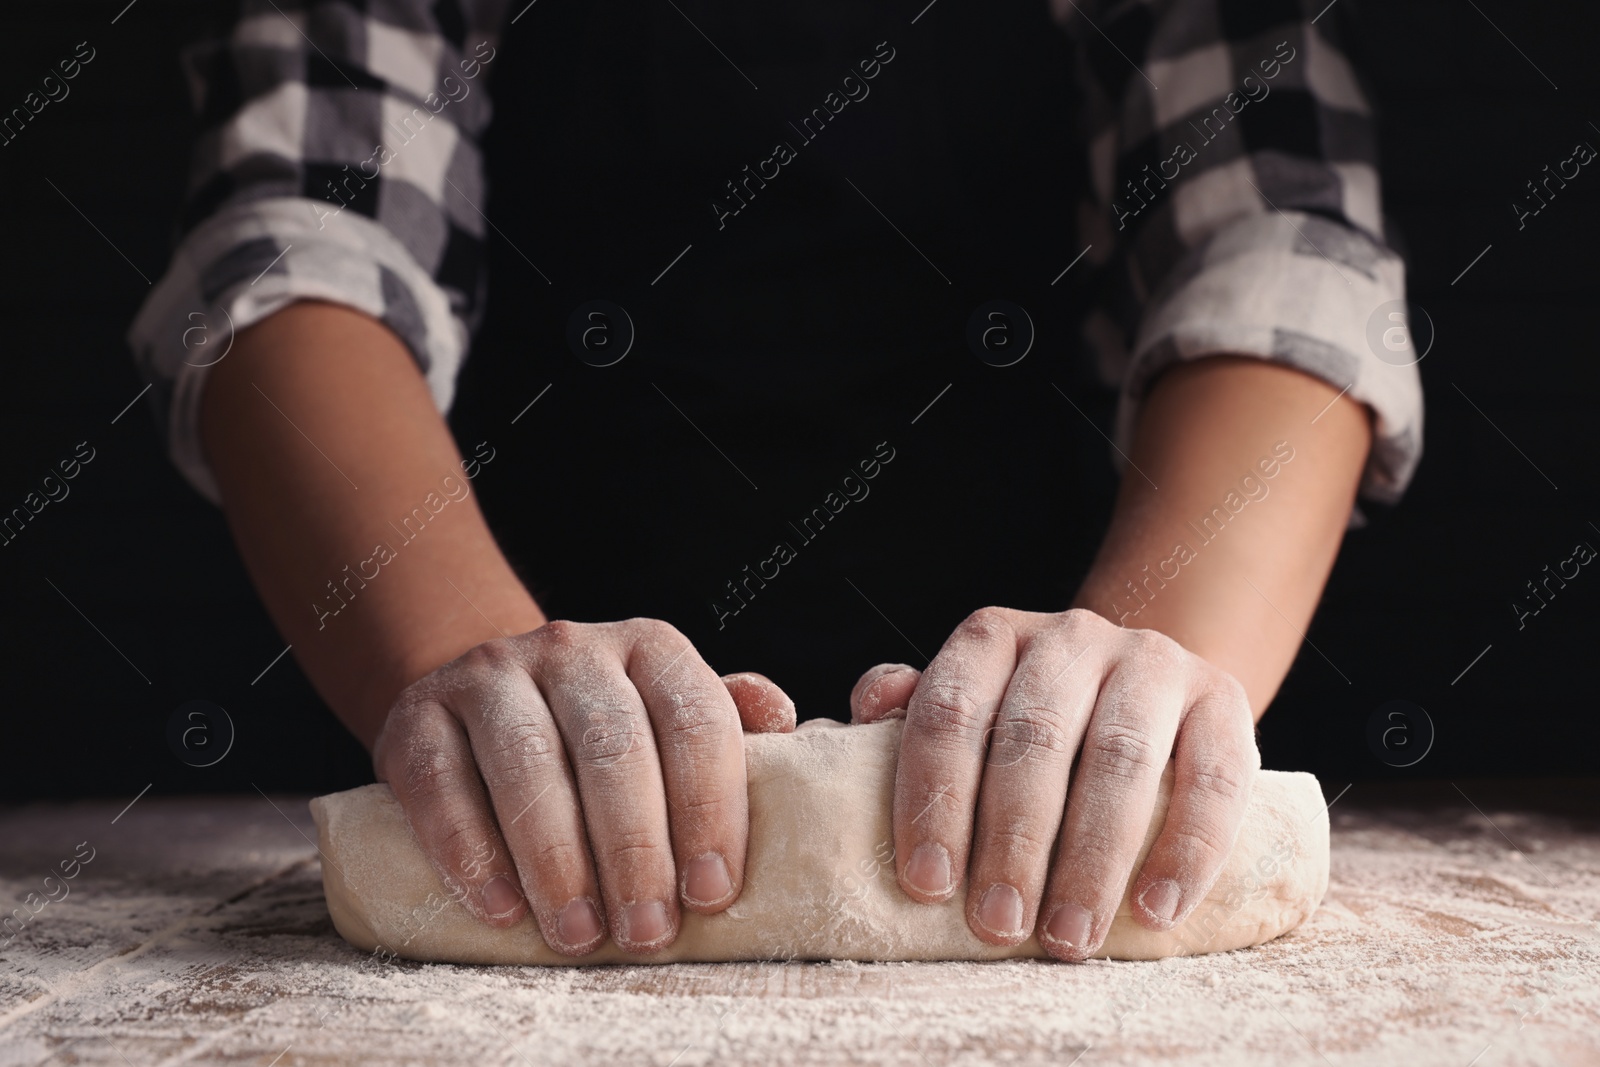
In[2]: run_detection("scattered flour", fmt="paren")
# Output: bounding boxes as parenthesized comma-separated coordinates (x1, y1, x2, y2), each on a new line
(0, 784, 1596, 1066)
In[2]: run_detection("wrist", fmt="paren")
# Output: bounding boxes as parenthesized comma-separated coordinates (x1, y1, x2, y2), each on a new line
(349, 587, 546, 750)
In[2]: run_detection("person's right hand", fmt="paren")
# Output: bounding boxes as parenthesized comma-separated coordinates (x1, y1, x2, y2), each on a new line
(370, 618, 795, 956)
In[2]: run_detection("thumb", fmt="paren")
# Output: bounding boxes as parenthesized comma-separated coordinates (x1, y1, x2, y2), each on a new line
(849, 663, 920, 724)
(720, 672, 796, 733)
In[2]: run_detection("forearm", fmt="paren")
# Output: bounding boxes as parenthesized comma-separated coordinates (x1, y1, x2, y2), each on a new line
(200, 301, 544, 748)
(1071, 357, 1371, 718)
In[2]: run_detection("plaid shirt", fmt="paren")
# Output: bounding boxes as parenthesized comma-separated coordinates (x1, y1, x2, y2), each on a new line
(129, 0, 1422, 505)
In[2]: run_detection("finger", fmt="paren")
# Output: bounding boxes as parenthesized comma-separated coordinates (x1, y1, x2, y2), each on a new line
(1127, 675, 1258, 934)
(721, 671, 797, 733)
(850, 662, 920, 723)
(373, 698, 527, 928)
(964, 626, 1101, 945)
(1038, 636, 1185, 961)
(451, 650, 607, 956)
(629, 622, 749, 916)
(895, 608, 1021, 904)
(536, 622, 681, 953)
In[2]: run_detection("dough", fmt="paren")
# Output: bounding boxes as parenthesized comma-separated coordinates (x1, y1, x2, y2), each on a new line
(310, 719, 1328, 964)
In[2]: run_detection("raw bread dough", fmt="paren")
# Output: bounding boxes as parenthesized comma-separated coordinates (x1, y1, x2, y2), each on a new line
(310, 718, 1328, 964)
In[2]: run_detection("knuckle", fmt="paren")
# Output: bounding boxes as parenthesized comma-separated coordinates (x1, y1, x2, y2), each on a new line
(671, 788, 735, 828)
(374, 701, 431, 766)
(484, 759, 539, 793)
(483, 753, 551, 796)
(432, 819, 492, 868)
(1002, 707, 1070, 747)
(1206, 671, 1255, 723)
(1060, 606, 1108, 631)
(391, 672, 435, 707)
(913, 683, 988, 739)
(628, 616, 683, 645)
(661, 693, 736, 744)
(573, 710, 650, 768)
(1214, 669, 1249, 704)
(534, 618, 586, 651)
(1165, 822, 1234, 865)
(391, 657, 470, 706)
(1061, 821, 1121, 875)
(1128, 627, 1179, 664)
(957, 606, 1012, 644)
(483, 715, 558, 768)
(1192, 673, 1260, 762)
(986, 708, 1069, 765)
(381, 704, 470, 785)
(1184, 754, 1250, 805)
(1085, 723, 1161, 782)
(1042, 609, 1098, 647)
(979, 819, 1055, 862)
(454, 637, 519, 674)
(528, 839, 591, 879)
(605, 827, 669, 866)
(395, 741, 464, 803)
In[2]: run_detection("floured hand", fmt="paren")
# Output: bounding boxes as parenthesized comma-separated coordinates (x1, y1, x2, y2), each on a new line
(371, 619, 794, 957)
(850, 606, 1259, 960)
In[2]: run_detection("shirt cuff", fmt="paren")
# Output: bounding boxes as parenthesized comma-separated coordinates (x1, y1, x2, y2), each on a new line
(1115, 210, 1424, 504)
(126, 196, 468, 505)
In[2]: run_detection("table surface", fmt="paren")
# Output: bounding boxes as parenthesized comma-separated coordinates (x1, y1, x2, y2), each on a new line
(2, 781, 1597, 1067)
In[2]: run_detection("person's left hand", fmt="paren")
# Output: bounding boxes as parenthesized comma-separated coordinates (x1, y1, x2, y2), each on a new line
(849, 606, 1259, 961)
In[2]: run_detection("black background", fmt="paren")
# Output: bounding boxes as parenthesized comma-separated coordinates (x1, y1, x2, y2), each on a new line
(0, 0, 1595, 801)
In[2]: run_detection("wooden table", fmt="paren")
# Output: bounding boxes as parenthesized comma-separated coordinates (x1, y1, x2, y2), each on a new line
(2, 782, 1597, 1066)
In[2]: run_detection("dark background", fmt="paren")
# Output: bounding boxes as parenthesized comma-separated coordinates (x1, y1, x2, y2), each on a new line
(0, 0, 1594, 801)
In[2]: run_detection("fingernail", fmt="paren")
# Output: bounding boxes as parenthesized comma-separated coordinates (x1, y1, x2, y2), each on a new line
(619, 900, 672, 947)
(1138, 879, 1182, 925)
(976, 883, 1025, 938)
(869, 669, 917, 711)
(481, 876, 523, 919)
(683, 852, 734, 907)
(556, 897, 603, 949)
(1045, 902, 1094, 951)
(905, 842, 953, 897)
(856, 665, 916, 719)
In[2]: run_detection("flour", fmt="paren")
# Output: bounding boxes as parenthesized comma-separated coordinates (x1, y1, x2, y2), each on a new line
(1, 777, 1596, 1066)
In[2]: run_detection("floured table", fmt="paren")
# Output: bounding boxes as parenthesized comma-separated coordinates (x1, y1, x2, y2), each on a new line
(1, 781, 1597, 1067)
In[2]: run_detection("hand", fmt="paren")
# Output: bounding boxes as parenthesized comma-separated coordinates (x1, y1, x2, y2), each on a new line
(372, 618, 795, 956)
(849, 606, 1258, 960)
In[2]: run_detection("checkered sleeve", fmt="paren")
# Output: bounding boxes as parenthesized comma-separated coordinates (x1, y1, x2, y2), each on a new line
(1052, 0, 1424, 503)
(126, 0, 508, 504)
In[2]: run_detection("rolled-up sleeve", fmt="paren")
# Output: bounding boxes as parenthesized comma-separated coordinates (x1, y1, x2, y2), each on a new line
(1053, 0, 1423, 503)
(127, 0, 507, 503)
